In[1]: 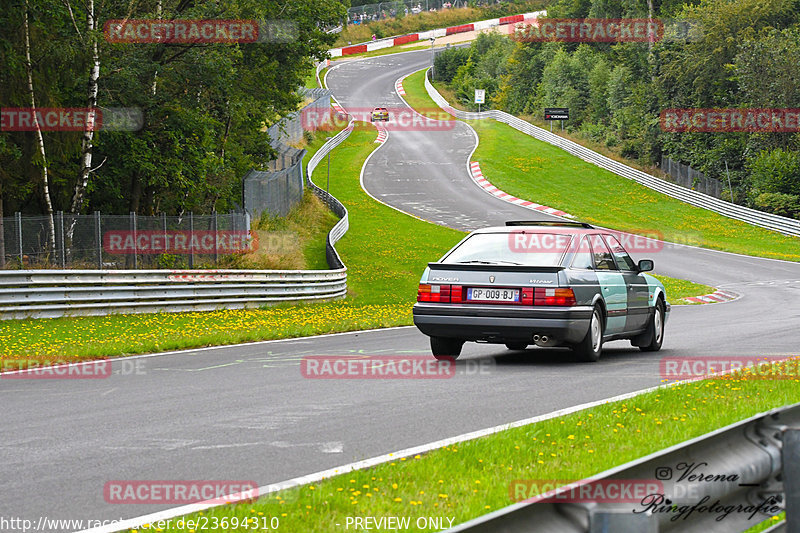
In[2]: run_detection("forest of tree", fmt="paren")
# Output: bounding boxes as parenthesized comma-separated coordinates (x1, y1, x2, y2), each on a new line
(0, 0, 346, 230)
(434, 0, 800, 218)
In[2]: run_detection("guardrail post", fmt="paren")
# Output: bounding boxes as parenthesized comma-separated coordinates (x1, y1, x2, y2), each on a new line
(189, 212, 194, 269)
(783, 429, 800, 531)
(95, 211, 102, 269)
(16, 211, 23, 266)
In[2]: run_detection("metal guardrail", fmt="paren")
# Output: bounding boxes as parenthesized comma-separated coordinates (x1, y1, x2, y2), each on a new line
(0, 86, 355, 320)
(445, 402, 800, 533)
(305, 107, 356, 270)
(0, 269, 347, 320)
(424, 72, 800, 237)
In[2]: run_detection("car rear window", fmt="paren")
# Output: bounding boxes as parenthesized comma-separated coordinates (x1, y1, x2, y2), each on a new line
(442, 232, 573, 267)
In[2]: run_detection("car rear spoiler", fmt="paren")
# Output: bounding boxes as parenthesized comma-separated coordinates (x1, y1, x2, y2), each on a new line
(428, 263, 566, 272)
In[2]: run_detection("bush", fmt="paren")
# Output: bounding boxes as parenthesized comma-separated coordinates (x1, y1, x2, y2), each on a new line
(580, 121, 607, 142)
(434, 47, 470, 83)
(754, 192, 800, 219)
(747, 148, 800, 196)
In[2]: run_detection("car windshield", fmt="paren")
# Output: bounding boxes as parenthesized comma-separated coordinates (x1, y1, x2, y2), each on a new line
(442, 232, 573, 266)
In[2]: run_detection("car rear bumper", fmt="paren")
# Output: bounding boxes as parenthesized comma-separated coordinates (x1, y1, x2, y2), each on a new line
(412, 303, 594, 344)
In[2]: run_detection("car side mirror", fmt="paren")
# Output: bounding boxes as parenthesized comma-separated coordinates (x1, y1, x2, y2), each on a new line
(637, 259, 654, 272)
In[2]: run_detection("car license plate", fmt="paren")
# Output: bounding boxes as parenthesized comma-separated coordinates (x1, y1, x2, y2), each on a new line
(467, 287, 520, 302)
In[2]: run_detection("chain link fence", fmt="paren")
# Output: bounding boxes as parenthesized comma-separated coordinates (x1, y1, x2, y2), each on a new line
(0, 211, 250, 270)
(661, 156, 727, 199)
(243, 88, 335, 219)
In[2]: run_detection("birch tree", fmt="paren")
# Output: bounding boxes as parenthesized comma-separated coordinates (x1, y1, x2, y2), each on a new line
(23, 0, 56, 254)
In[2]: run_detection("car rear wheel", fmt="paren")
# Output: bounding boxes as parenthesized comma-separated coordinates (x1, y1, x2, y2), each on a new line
(638, 299, 665, 352)
(572, 306, 603, 362)
(430, 337, 464, 359)
(505, 342, 528, 351)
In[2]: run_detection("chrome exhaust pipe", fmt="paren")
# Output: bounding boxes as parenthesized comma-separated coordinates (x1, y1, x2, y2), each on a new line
(540, 335, 549, 343)
(532, 335, 540, 342)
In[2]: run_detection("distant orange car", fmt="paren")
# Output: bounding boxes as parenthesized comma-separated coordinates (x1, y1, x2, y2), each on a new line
(370, 107, 389, 122)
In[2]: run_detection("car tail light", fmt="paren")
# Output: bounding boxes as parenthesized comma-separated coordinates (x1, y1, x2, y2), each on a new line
(534, 287, 576, 306)
(417, 284, 457, 303)
(521, 287, 534, 305)
(451, 285, 463, 303)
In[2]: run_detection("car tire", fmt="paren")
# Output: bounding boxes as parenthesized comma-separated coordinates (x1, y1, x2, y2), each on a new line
(572, 306, 603, 362)
(430, 337, 463, 359)
(505, 342, 528, 351)
(638, 299, 665, 352)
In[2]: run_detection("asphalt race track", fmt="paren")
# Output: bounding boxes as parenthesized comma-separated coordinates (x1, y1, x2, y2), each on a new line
(2, 50, 799, 530)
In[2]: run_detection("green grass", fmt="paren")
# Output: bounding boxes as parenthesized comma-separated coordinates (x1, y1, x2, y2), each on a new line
(304, 68, 320, 89)
(401, 69, 800, 262)
(141, 360, 800, 533)
(651, 274, 714, 304)
(401, 67, 457, 120)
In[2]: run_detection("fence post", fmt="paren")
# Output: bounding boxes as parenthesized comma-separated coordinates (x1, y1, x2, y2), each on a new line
(189, 212, 194, 269)
(16, 212, 23, 266)
(162, 212, 168, 257)
(57, 211, 65, 268)
(213, 210, 219, 265)
(130, 211, 138, 269)
(95, 211, 102, 269)
(725, 161, 733, 202)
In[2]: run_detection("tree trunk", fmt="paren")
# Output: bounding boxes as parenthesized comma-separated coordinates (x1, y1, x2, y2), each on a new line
(66, 0, 100, 260)
(129, 172, 142, 213)
(24, 0, 56, 256)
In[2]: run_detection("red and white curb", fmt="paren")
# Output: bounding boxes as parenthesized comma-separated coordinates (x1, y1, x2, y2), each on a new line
(469, 161, 573, 218)
(683, 289, 740, 304)
(332, 101, 346, 115)
(374, 125, 388, 143)
(329, 10, 545, 57)
(395, 77, 406, 96)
